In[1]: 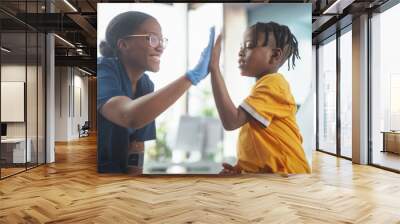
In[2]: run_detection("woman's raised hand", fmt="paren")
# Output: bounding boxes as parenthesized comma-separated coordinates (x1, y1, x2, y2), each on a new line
(186, 26, 215, 85)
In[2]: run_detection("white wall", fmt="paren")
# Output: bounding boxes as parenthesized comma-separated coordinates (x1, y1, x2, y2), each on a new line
(54, 67, 89, 141)
(55, 67, 68, 141)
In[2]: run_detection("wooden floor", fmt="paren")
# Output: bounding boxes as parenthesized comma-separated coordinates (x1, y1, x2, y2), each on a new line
(1, 135, 400, 223)
(1, 163, 45, 178)
(1, 167, 26, 178)
(373, 151, 400, 171)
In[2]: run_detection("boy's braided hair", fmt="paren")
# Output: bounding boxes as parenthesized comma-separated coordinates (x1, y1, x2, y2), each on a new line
(251, 22, 300, 70)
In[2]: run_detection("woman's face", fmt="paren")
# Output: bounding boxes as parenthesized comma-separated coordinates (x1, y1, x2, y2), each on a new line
(118, 18, 164, 73)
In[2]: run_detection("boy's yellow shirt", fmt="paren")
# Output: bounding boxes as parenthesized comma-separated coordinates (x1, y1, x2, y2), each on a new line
(237, 73, 311, 174)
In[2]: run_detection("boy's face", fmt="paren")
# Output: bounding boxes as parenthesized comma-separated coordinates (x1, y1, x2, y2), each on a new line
(238, 28, 279, 77)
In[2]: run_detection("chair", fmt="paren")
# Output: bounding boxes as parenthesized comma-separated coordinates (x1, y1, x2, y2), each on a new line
(78, 121, 90, 138)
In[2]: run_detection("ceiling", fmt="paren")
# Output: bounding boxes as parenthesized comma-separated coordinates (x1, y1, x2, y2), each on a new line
(311, 0, 390, 43)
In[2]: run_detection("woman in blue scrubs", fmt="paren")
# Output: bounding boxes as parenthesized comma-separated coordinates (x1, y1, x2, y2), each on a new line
(97, 11, 215, 174)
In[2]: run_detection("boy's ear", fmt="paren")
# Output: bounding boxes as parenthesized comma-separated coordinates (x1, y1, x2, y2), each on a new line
(271, 48, 283, 64)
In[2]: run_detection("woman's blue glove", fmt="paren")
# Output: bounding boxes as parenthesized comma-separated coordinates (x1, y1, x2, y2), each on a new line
(186, 27, 215, 85)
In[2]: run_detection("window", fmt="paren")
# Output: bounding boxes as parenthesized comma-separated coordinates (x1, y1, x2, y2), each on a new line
(340, 28, 352, 158)
(371, 3, 400, 171)
(318, 36, 337, 155)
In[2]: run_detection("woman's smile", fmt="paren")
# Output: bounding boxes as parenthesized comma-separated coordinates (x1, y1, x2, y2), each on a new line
(149, 54, 161, 63)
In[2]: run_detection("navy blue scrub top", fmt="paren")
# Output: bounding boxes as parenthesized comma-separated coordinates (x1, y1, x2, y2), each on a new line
(97, 57, 156, 173)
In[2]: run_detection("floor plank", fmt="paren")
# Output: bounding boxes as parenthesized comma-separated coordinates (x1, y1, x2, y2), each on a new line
(1, 135, 400, 223)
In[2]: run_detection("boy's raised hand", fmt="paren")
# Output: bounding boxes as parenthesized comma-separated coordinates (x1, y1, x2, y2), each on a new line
(209, 33, 223, 73)
(186, 26, 215, 85)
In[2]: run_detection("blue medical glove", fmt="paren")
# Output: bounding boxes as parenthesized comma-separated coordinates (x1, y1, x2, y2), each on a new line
(186, 26, 215, 85)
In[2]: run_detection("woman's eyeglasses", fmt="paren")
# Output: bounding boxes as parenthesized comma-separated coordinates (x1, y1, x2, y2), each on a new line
(123, 34, 168, 49)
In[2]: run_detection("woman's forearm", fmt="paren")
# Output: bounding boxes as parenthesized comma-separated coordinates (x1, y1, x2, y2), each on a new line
(102, 75, 191, 129)
(210, 68, 241, 130)
(126, 75, 191, 128)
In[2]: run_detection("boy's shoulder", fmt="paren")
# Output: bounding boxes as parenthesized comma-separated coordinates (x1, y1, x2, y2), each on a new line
(255, 73, 289, 90)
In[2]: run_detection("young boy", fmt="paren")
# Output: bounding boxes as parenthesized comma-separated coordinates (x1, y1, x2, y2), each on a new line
(209, 22, 310, 174)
